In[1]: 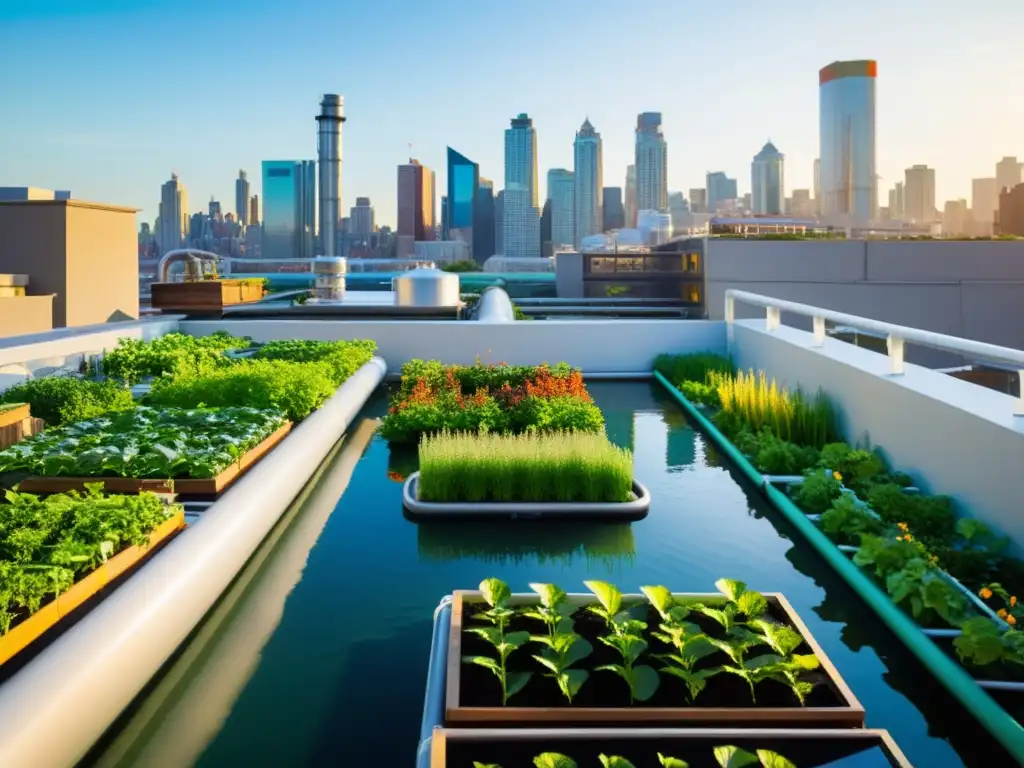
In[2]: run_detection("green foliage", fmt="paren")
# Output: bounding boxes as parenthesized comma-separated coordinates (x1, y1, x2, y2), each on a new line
(680, 381, 719, 407)
(531, 629, 593, 704)
(742, 430, 820, 475)
(864, 484, 956, 548)
(101, 331, 248, 385)
(251, 339, 376, 387)
(794, 470, 843, 513)
(441, 259, 483, 272)
(0, 376, 135, 427)
(653, 353, 733, 386)
(147, 359, 335, 422)
(463, 577, 532, 705)
(954, 617, 1024, 668)
(818, 495, 883, 544)
(474, 748, 797, 768)
(417, 431, 633, 503)
(817, 443, 887, 496)
(0, 485, 178, 634)
(0, 406, 286, 479)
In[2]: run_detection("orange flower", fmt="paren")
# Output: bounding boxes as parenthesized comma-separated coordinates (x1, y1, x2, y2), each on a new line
(998, 608, 1008, 618)
(1009, 615, 1018, 626)
(1012, 596, 1018, 607)
(833, 471, 843, 482)
(897, 522, 909, 532)
(980, 587, 993, 600)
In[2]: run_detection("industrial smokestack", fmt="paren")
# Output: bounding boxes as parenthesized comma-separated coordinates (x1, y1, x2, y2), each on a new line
(316, 94, 345, 257)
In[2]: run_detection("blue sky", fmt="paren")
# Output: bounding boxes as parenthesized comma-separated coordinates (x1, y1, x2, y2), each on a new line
(1, 0, 1021, 227)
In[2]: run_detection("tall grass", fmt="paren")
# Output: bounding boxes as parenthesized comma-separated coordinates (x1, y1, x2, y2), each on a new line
(711, 369, 836, 448)
(653, 352, 733, 386)
(417, 431, 634, 504)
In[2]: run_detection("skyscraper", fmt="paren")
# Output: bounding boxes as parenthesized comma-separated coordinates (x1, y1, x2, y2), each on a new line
(997, 157, 1022, 194)
(475, 179, 495, 263)
(235, 170, 250, 225)
(504, 114, 540, 258)
(668, 191, 688, 231)
(904, 165, 936, 223)
(634, 113, 668, 213)
(573, 118, 603, 246)
(446, 147, 479, 258)
(706, 172, 737, 213)
(751, 141, 785, 215)
(602, 187, 624, 231)
(972, 177, 998, 226)
(249, 195, 259, 226)
(494, 190, 504, 255)
(688, 188, 707, 214)
(262, 160, 316, 260)
(625, 165, 637, 227)
(819, 59, 877, 224)
(158, 174, 187, 256)
(349, 197, 375, 236)
(547, 169, 574, 248)
(888, 182, 905, 221)
(397, 159, 434, 257)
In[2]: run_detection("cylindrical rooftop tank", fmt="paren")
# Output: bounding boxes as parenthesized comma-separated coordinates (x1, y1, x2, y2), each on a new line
(312, 256, 347, 301)
(392, 266, 460, 307)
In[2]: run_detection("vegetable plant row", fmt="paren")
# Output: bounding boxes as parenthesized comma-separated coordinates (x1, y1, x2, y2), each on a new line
(459, 577, 843, 712)
(418, 431, 634, 504)
(0, 406, 287, 480)
(380, 360, 604, 444)
(101, 331, 249, 385)
(656, 354, 1024, 686)
(471, 745, 796, 768)
(0, 485, 182, 636)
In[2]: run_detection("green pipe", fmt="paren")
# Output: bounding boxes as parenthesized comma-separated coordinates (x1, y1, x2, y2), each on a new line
(653, 370, 1024, 763)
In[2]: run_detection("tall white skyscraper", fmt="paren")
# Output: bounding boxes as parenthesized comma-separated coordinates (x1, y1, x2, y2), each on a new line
(158, 174, 187, 256)
(751, 141, 785, 215)
(625, 165, 637, 227)
(573, 118, 603, 246)
(819, 60, 877, 223)
(634, 113, 668, 213)
(547, 169, 574, 248)
(503, 113, 540, 257)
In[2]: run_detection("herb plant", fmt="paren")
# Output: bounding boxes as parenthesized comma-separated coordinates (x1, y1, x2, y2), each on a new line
(463, 578, 532, 705)
(251, 339, 376, 387)
(0, 376, 135, 427)
(101, 331, 248, 385)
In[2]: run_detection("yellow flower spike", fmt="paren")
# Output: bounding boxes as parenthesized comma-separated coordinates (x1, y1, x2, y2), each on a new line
(998, 608, 1008, 618)
(1009, 615, 1018, 626)
(980, 587, 993, 599)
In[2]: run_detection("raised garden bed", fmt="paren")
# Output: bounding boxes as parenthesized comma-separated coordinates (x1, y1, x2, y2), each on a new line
(100, 331, 250, 385)
(429, 727, 911, 768)
(0, 406, 290, 496)
(0, 403, 30, 429)
(150, 279, 265, 312)
(443, 578, 863, 728)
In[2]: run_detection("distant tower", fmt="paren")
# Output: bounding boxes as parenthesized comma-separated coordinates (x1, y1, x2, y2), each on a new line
(235, 170, 250, 225)
(573, 118, 603, 246)
(316, 94, 345, 257)
(819, 59, 877, 224)
(751, 141, 785, 215)
(634, 113, 668, 213)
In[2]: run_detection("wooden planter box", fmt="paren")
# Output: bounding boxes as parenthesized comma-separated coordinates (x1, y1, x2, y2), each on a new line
(17, 422, 291, 496)
(0, 403, 29, 429)
(150, 279, 265, 312)
(446, 591, 864, 728)
(0, 509, 185, 667)
(429, 727, 911, 768)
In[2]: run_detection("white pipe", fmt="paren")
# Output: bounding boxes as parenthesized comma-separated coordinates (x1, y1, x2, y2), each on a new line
(0, 357, 386, 768)
(475, 287, 516, 324)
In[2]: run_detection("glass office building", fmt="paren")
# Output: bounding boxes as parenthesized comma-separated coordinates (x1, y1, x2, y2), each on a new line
(446, 148, 478, 258)
(819, 60, 877, 224)
(262, 160, 316, 260)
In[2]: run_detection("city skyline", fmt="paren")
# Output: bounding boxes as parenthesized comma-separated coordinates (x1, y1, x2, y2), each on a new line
(2, 0, 1023, 226)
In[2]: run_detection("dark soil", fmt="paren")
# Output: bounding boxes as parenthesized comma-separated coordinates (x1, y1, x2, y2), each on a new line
(458, 601, 844, 710)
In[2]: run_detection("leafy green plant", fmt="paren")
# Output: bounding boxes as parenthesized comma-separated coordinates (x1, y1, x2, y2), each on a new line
(653, 353, 733, 387)
(586, 580, 660, 703)
(954, 616, 1024, 668)
(101, 331, 248, 385)
(818, 495, 883, 544)
(643, 585, 719, 700)
(532, 629, 593, 703)
(691, 578, 768, 633)
(794, 470, 843, 513)
(817, 443, 886, 496)
(743, 430, 820, 476)
(680, 381, 718, 407)
(463, 578, 532, 705)
(0, 406, 286, 479)
(0, 376, 135, 427)
(714, 745, 795, 768)
(251, 339, 376, 387)
(473, 747, 797, 768)
(523, 582, 571, 638)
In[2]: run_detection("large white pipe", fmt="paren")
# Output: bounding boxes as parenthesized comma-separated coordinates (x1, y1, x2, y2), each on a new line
(0, 357, 386, 767)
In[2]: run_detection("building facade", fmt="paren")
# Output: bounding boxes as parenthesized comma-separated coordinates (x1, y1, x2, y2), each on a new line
(904, 165, 936, 223)
(602, 187, 624, 231)
(503, 114, 540, 258)
(706, 172, 738, 213)
(349, 197, 374, 236)
(973, 178, 998, 228)
(475, 178, 496, 264)
(625, 165, 637, 228)
(819, 59, 878, 224)
(751, 141, 784, 215)
(397, 159, 435, 257)
(235, 170, 250, 225)
(249, 195, 259, 227)
(446, 147, 479, 258)
(635, 113, 667, 213)
(573, 118, 603, 247)
(997, 157, 1021, 194)
(547, 169, 574, 249)
(998, 184, 1024, 236)
(158, 174, 187, 256)
(261, 160, 315, 260)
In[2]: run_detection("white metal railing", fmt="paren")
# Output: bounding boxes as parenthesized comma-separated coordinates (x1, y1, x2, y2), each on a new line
(725, 289, 1024, 417)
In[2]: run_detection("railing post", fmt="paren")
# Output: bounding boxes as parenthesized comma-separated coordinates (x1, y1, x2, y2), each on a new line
(1016, 371, 1024, 418)
(887, 334, 905, 375)
(812, 315, 826, 347)
(766, 306, 781, 332)
(725, 292, 735, 350)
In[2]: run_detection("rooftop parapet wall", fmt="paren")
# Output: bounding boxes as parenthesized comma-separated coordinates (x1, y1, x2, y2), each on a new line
(731, 319, 1024, 553)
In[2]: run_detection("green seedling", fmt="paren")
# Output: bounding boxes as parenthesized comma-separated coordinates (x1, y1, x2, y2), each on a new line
(523, 582, 572, 638)
(641, 584, 694, 626)
(691, 579, 767, 633)
(463, 578, 532, 705)
(584, 580, 627, 631)
(534, 755, 577, 768)
(714, 745, 796, 768)
(658, 755, 690, 768)
(531, 630, 593, 703)
(597, 630, 660, 703)
(599, 756, 636, 768)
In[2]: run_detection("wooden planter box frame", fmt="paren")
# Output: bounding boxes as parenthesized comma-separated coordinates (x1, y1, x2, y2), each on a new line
(0, 509, 185, 667)
(150, 279, 265, 312)
(0, 403, 30, 429)
(446, 590, 864, 728)
(17, 422, 292, 496)
(430, 727, 911, 768)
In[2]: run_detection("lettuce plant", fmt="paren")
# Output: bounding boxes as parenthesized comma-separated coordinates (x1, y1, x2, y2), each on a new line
(463, 578, 532, 705)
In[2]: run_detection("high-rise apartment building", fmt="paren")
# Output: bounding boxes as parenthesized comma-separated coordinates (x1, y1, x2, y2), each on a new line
(819, 59, 877, 223)
(688, 188, 707, 214)
(706, 172, 738, 212)
(547, 169, 574, 248)
(494, 190, 504, 255)
(997, 183, 1024, 236)
(888, 182, 905, 221)
(904, 165, 936, 223)
(751, 141, 785, 215)
(349, 197, 375, 236)
(573, 119, 603, 247)
(668, 191, 688, 231)
(446, 147, 479, 258)
(249, 195, 259, 226)
(602, 187, 624, 231)
(997, 157, 1022, 194)
(476, 179, 496, 262)
(158, 174, 188, 256)
(208, 198, 221, 218)
(262, 161, 315, 260)
(634, 113, 668, 213)
(972, 177, 998, 227)
(397, 159, 435, 257)
(791, 189, 814, 218)
(504, 114, 540, 258)
(235, 170, 250, 225)
(942, 199, 969, 236)
(625, 165, 637, 228)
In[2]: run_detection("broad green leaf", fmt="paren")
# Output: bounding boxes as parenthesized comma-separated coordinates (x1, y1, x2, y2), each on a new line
(463, 655, 500, 675)
(530, 582, 567, 610)
(790, 653, 819, 671)
(532, 654, 560, 674)
(598, 756, 636, 768)
(695, 603, 736, 632)
(474, 763, 501, 768)
(748, 620, 803, 656)
(534, 755, 577, 768)
(736, 590, 768, 618)
(562, 635, 593, 667)
(954, 617, 1006, 666)
(713, 745, 760, 768)
(505, 670, 532, 700)
(641, 585, 674, 618)
(503, 630, 531, 649)
(715, 578, 747, 603)
(666, 605, 692, 623)
(745, 653, 785, 670)
(596, 662, 626, 678)
(630, 664, 661, 701)
(660, 665, 720, 699)
(756, 750, 796, 768)
(467, 626, 502, 646)
(658, 755, 689, 768)
(480, 578, 511, 609)
(556, 668, 589, 701)
(584, 580, 623, 615)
